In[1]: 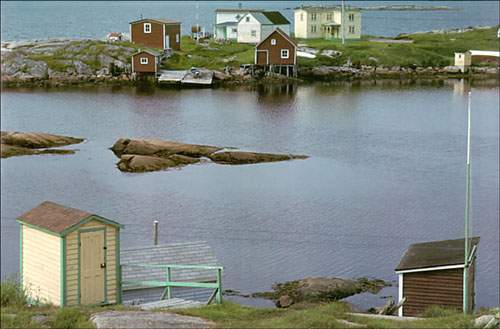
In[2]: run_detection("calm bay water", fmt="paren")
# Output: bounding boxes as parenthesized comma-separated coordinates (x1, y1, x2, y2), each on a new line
(1, 80, 498, 308)
(1, 1, 499, 41)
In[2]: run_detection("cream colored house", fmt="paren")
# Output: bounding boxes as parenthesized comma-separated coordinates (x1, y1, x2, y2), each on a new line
(18, 201, 123, 307)
(294, 6, 361, 39)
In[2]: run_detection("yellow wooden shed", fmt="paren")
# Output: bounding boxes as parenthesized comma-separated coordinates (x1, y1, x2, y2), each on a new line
(17, 201, 123, 307)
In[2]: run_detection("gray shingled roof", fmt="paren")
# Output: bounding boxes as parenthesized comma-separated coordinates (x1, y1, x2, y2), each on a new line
(395, 237, 480, 271)
(130, 18, 180, 25)
(121, 241, 220, 290)
(244, 11, 290, 25)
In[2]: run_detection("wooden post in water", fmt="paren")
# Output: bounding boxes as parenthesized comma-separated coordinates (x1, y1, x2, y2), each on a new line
(153, 220, 159, 245)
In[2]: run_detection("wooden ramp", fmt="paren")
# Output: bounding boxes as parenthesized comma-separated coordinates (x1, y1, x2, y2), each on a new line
(158, 70, 187, 83)
(137, 298, 204, 310)
(158, 70, 214, 86)
(121, 241, 223, 306)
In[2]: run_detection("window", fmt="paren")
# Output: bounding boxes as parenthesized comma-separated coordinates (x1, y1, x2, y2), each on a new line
(327, 13, 332, 20)
(271, 38, 276, 45)
(232, 28, 237, 33)
(311, 13, 317, 21)
(140, 57, 148, 64)
(236, 14, 241, 20)
(251, 30, 256, 37)
(144, 23, 151, 33)
(349, 13, 354, 21)
(281, 49, 289, 59)
(176, 33, 180, 43)
(311, 25, 316, 33)
(300, 13, 304, 21)
(349, 26, 355, 34)
(246, 16, 250, 22)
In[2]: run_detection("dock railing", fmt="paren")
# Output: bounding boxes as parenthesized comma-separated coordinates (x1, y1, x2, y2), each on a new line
(122, 263, 224, 304)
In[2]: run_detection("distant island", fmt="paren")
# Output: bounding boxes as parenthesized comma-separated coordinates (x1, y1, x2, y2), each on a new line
(286, 5, 458, 11)
(360, 5, 459, 11)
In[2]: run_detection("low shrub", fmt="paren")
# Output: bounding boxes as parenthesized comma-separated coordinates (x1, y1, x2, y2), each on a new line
(50, 308, 93, 329)
(0, 279, 27, 307)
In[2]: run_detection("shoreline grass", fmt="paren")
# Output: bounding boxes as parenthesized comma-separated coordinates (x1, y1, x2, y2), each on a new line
(162, 26, 499, 71)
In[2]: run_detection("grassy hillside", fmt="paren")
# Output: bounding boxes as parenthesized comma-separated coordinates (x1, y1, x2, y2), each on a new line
(163, 27, 499, 71)
(162, 36, 254, 70)
(299, 26, 499, 68)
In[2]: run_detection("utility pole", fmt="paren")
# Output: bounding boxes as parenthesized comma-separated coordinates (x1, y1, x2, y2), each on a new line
(195, 0, 200, 44)
(153, 220, 159, 245)
(341, 0, 345, 45)
(463, 91, 472, 314)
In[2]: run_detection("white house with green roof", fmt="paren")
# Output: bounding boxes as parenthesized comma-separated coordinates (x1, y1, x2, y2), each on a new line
(214, 8, 262, 40)
(237, 11, 291, 44)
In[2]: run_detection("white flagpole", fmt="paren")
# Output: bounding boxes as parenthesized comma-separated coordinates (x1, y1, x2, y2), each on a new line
(463, 90, 472, 314)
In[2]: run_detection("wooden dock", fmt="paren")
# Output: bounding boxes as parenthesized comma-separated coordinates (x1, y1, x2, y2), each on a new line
(158, 69, 214, 86)
(157, 70, 187, 83)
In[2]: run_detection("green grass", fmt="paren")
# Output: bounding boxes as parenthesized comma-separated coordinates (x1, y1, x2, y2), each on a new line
(1, 279, 28, 308)
(50, 308, 94, 329)
(297, 26, 499, 68)
(162, 36, 254, 70)
(163, 27, 498, 71)
(0, 280, 484, 329)
(177, 302, 477, 329)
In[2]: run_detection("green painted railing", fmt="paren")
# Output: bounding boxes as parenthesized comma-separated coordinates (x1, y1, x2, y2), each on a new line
(122, 264, 224, 304)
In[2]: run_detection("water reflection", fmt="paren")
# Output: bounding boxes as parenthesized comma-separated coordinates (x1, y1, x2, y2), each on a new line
(0, 80, 498, 310)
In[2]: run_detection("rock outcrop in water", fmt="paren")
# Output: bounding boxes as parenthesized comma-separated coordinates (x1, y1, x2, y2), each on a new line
(111, 138, 308, 172)
(1, 131, 83, 158)
(252, 277, 390, 308)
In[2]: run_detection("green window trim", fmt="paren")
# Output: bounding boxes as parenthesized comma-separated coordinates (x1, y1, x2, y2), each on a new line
(19, 224, 23, 287)
(116, 228, 122, 304)
(60, 237, 66, 307)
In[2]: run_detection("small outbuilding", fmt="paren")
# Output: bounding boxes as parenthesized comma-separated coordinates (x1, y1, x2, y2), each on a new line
(18, 201, 123, 307)
(131, 49, 162, 76)
(454, 50, 500, 72)
(255, 28, 297, 77)
(395, 237, 479, 317)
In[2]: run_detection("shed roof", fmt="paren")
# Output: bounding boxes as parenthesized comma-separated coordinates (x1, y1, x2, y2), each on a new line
(17, 201, 122, 235)
(396, 237, 480, 272)
(215, 8, 262, 13)
(130, 18, 180, 25)
(468, 50, 500, 57)
(257, 28, 297, 48)
(133, 49, 162, 57)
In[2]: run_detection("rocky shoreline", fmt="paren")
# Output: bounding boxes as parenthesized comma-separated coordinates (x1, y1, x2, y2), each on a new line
(230, 277, 390, 309)
(2, 38, 498, 89)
